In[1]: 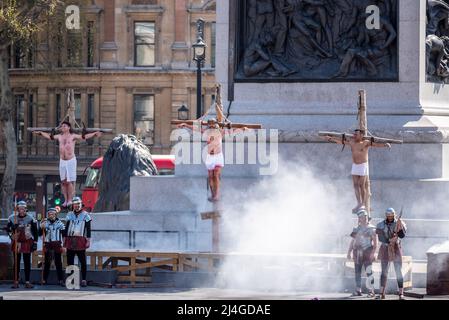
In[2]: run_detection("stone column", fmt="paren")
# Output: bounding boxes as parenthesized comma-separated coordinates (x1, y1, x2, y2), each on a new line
(171, 0, 189, 69)
(100, 0, 118, 68)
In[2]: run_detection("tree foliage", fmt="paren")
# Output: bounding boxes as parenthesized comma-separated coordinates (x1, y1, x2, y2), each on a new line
(0, 0, 60, 217)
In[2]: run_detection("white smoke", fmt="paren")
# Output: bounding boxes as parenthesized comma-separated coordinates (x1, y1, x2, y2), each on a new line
(216, 158, 355, 292)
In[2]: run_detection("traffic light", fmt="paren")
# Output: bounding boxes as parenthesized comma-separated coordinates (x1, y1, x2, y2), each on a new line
(53, 184, 64, 207)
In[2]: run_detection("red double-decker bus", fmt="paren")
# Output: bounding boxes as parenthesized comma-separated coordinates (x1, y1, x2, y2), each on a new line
(81, 155, 175, 212)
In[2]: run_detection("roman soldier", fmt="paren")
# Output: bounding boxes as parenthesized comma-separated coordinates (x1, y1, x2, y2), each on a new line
(63, 196, 91, 287)
(376, 207, 407, 300)
(6, 201, 38, 289)
(40, 207, 66, 286)
(347, 207, 377, 297)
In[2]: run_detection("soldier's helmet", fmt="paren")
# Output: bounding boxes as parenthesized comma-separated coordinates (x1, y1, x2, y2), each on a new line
(72, 197, 82, 206)
(385, 207, 396, 215)
(17, 200, 27, 208)
(356, 207, 368, 217)
(47, 207, 57, 214)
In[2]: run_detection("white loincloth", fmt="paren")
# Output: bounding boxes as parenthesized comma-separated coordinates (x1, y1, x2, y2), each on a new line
(205, 152, 224, 171)
(59, 157, 77, 182)
(351, 162, 369, 176)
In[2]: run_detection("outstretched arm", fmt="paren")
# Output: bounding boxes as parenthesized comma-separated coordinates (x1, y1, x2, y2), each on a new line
(74, 131, 102, 141)
(33, 131, 58, 141)
(177, 123, 205, 133)
(226, 127, 249, 135)
(370, 141, 391, 149)
(83, 131, 102, 140)
(323, 135, 349, 145)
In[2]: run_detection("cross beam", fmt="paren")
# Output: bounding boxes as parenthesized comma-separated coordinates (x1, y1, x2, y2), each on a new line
(171, 119, 261, 129)
(172, 83, 262, 130)
(318, 132, 403, 144)
(27, 127, 113, 133)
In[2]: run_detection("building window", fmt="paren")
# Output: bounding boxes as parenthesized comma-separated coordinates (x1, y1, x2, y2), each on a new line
(10, 42, 35, 69)
(87, 21, 95, 67)
(27, 44, 34, 68)
(56, 94, 62, 126)
(133, 95, 154, 145)
(74, 94, 82, 125)
(88, 94, 95, 128)
(15, 95, 25, 144)
(87, 94, 95, 145)
(134, 22, 155, 67)
(28, 94, 34, 143)
(67, 31, 82, 67)
(211, 22, 216, 68)
(56, 22, 64, 68)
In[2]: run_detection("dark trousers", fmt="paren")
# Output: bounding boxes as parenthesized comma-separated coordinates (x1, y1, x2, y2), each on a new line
(355, 262, 374, 289)
(43, 251, 64, 282)
(66, 250, 87, 281)
(380, 260, 403, 288)
(14, 253, 31, 282)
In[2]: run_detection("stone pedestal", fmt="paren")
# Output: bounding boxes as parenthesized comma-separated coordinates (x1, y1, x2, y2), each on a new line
(214, 0, 449, 217)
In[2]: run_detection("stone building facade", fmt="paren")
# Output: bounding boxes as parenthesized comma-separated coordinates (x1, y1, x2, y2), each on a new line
(0, 0, 216, 215)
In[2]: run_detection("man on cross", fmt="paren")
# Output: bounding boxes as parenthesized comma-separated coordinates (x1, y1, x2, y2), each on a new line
(178, 119, 248, 202)
(33, 121, 101, 207)
(324, 129, 391, 213)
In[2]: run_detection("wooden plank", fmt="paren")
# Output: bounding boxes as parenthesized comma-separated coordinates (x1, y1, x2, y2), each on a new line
(98, 256, 103, 271)
(318, 131, 403, 144)
(201, 211, 221, 220)
(112, 259, 178, 272)
(130, 257, 136, 285)
(145, 258, 151, 276)
(182, 259, 208, 271)
(117, 275, 152, 283)
(102, 257, 113, 269)
(171, 120, 262, 129)
(178, 256, 184, 272)
(90, 255, 96, 271)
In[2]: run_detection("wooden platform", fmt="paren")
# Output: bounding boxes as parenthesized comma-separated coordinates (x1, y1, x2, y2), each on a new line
(31, 250, 413, 287)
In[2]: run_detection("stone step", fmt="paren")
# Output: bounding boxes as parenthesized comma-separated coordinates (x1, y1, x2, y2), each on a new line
(130, 174, 449, 218)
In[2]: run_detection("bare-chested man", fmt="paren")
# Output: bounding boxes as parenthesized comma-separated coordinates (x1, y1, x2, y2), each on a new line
(324, 129, 390, 212)
(33, 121, 102, 207)
(178, 119, 247, 202)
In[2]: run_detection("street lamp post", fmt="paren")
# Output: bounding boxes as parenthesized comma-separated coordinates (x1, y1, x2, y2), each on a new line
(177, 104, 189, 121)
(193, 19, 206, 119)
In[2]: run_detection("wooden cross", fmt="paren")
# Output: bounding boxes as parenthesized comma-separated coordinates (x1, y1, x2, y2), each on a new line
(171, 84, 262, 129)
(201, 209, 222, 252)
(319, 90, 403, 214)
(27, 89, 113, 135)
